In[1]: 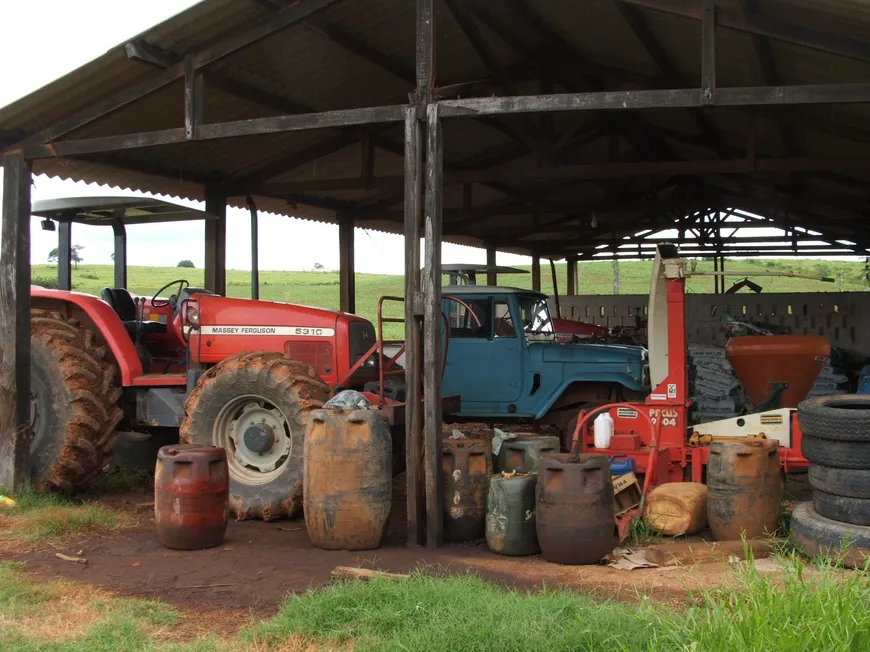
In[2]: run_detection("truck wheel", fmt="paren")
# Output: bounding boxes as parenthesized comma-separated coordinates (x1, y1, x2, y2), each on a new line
(813, 490, 870, 526)
(180, 351, 330, 521)
(30, 310, 123, 493)
(790, 502, 870, 568)
(809, 464, 870, 499)
(798, 395, 870, 442)
(802, 435, 870, 469)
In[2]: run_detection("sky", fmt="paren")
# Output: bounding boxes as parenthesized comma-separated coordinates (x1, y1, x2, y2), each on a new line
(0, 0, 527, 274)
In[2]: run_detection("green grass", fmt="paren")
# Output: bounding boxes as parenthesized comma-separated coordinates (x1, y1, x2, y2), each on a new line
(1, 552, 870, 650)
(87, 466, 152, 495)
(32, 258, 867, 340)
(1, 489, 132, 543)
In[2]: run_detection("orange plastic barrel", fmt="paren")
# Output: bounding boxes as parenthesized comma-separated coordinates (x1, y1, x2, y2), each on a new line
(154, 444, 229, 550)
(726, 335, 830, 408)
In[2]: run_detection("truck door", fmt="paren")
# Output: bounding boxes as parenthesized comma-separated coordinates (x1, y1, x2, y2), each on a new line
(441, 295, 524, 405)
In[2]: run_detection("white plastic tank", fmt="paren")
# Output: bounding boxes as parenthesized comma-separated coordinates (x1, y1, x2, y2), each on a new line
(593, 412, 614, 449)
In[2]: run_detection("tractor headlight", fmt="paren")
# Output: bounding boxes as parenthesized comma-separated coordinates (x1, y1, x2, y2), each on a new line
(186, 306, 200, 326)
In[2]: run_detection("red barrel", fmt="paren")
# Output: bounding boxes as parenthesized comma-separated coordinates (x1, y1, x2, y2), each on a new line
(155, 444, 229, 550)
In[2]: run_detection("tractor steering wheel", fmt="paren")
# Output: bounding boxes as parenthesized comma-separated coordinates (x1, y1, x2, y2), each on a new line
(151, 279, 190, 310)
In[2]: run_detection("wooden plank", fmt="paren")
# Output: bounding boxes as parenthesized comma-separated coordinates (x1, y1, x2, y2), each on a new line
(204, 186, 227, 296)
(645, 539, 775, 567)
(338, 216, 356, 313)
(422, 102, 443, 549)
(330, 566, 410, 581)
(619, 0, 870, 65)
(25, 105, 407, 158)
(194, 0, 345, 68)
(0, 152, 32, 492)
(184, 55, 204, 141)
(439, 83, 870, 118)
(403, 107, 424, 547)
(701, 0, 716, 105)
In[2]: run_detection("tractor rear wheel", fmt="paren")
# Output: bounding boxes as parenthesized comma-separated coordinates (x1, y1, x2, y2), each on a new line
(179, 351, 330, 521)
(29, 309, 123, 493)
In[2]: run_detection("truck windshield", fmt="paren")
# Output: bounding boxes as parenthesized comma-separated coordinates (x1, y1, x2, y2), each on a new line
(516, 295, 554, 336)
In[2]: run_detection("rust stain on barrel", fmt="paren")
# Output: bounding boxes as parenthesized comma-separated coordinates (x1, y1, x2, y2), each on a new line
(154, 444, 229, 551)
(442, 439, 492, 541)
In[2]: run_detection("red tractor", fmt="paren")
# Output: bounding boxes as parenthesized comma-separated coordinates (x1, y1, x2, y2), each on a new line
(28, 197, 413, 520)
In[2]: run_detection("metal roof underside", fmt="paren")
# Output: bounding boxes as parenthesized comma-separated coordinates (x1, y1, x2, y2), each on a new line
(31, 196, 216, 225)
(4, 0, 870, 259)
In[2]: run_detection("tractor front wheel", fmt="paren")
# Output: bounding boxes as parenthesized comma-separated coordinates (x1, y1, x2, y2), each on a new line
(179, 351, 330, 521)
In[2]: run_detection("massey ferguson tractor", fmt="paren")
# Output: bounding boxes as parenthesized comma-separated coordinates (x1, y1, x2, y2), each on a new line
(24, 197, 649, 521)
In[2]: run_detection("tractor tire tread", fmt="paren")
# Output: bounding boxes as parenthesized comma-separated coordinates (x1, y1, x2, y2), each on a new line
(808, 464, 870, 499)
(801, 435, 870, 470)
(180, 350, 330, 521)
(790, 502, 870, 568)
(813, 490, 870, 526)
(798, 395, 870, 442)
(30, 309, 123, 493)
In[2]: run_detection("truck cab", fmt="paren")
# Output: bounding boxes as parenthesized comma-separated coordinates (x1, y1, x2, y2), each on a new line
(441, 286, 649, 420)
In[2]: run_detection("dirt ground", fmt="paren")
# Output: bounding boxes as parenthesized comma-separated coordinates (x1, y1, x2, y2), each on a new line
(0, 484, 755, 620)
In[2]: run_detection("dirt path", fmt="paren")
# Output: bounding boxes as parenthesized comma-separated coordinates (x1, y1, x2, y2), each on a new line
(0, 495, 743, 616)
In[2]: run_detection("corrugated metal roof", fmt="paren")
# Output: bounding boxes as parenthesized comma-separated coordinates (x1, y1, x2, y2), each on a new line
(5, 0, 870, 259)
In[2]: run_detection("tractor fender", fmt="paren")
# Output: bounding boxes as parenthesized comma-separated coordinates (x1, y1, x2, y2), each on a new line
(31, 287, 143, 385)
(533, 375, 647, 421)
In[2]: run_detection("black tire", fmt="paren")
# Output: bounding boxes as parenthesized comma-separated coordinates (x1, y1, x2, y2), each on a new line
(180, 351, 330, 521)
(30, 309, 123, 493)
(809, 464, 870, 499)
(790, 502, 870, 568)
(813, 490, 870, 526)
(798, 395, 870, 442)
(801, 435, 870, 469)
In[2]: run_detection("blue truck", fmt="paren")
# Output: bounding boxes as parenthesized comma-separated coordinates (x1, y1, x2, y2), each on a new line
(440, 285, 649, 447)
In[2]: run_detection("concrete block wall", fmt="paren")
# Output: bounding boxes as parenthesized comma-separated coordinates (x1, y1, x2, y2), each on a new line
(553, 292, 870, 351)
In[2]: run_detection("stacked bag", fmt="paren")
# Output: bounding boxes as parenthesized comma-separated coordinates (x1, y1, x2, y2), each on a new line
(807, 353, 851, 398)
(791, 395, 870, 568)
(688, 344, 746, 425)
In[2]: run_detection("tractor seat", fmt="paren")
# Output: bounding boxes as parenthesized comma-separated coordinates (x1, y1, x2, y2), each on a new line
(100, 288, 167, 339)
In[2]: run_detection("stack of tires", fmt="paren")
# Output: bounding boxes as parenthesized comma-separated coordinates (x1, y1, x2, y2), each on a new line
(791, 395, 870, 568)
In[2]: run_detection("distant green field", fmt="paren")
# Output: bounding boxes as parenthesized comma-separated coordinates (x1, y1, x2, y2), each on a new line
(32, 258, 868, 338)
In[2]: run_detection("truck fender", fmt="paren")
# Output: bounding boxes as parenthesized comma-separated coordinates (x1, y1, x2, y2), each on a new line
(534, 376, 647, 421)
(31, 287, 143, 385)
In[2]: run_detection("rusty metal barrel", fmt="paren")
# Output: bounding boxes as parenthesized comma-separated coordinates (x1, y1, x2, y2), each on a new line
(495, 433, 560, 474)
(304, 408, 392, 550)
(536, 453, 616, 564)
(154, 444, 229, 550)
(707, 439, 782, 541)
(443, 439, 493, 541)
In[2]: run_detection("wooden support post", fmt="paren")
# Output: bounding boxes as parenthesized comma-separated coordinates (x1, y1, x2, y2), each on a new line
(422, 101, 444, 549)
(713, 255, 719, 293)
(566, 256, 577, 295)
(613, 257, 620, 295)
(204, 185, 227, 296)
(247, 196, 259, 300)
(339, 216, 356, 313)
(184, 55, 204, 140)
(0, 152, 33, 492)
(701, 0, 717, 105)
(531, 254, 542, 291)
(111, 220, 127, 289)
(486, 245, 497, 286)
(403, 106, 425, 547)
(550, 259, 562, 318)
(57, 219, 72, 291)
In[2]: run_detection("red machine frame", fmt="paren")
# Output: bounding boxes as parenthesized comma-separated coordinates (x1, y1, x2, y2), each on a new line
(569, 246, 809, 489)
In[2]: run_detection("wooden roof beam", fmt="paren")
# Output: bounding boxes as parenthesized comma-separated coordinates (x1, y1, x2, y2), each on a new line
(620, 0, 870, 65)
